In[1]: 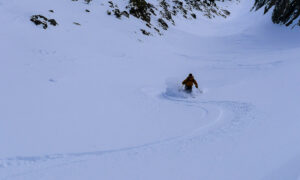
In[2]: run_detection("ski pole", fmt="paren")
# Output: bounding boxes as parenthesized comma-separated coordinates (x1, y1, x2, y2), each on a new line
(198, 88, 203, 94)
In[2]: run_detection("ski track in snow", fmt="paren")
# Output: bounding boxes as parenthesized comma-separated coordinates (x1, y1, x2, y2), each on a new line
(0, 92, 256, 179)
(177, 53, 286, 71)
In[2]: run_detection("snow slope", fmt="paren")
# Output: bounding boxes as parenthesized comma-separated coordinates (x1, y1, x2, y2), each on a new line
(0, 0, 300, 179)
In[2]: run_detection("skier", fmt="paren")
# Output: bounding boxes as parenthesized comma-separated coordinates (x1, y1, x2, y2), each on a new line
(182, 73, 198, 93)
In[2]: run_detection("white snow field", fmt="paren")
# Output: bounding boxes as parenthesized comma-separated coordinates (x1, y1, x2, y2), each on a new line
(1, 0, 300, 179)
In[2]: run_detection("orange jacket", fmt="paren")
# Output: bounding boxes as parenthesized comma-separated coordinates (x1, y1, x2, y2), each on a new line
(182, 76, 198, 88)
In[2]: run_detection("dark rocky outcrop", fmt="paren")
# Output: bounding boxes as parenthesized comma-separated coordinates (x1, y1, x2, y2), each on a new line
(158, 18, 168, 30)
(30, 15, 58, 29)
(253, 0, 300, 27)
(127, 0, 157, 23)
(141, 29, 151, 35)
(30, 0, 235, 35)
(73, 22, 81, 25)
(106, 0, 235, 35)
(84, 0, 92, 4)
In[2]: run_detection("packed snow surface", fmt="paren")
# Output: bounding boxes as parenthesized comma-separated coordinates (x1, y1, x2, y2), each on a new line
(0, 0, 300, 179)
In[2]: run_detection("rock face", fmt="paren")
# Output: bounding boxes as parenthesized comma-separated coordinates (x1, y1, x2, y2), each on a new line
(30, 0, 235, 34)
(106, 0, 235, 35)
(253, 0, 300, 27)
(127, 0, 156, 23)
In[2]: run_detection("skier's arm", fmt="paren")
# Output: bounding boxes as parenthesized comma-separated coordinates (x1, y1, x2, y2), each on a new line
(182, 79, 187, 85)
(194, 80, 198, 88)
